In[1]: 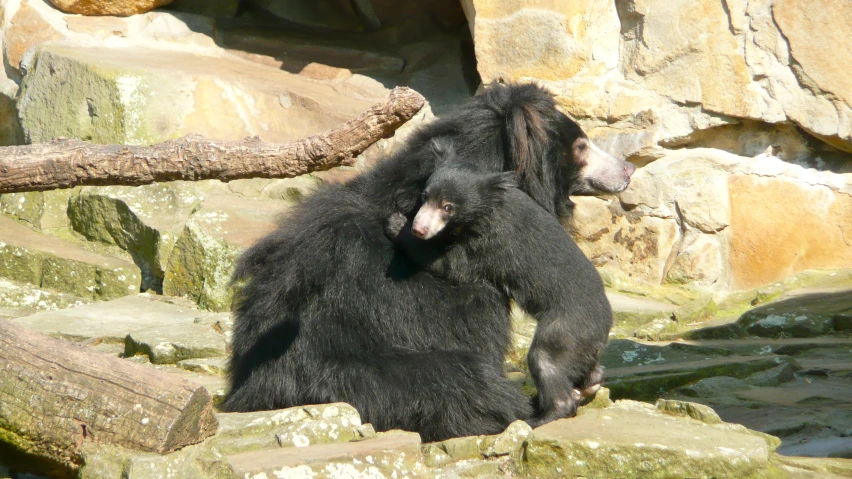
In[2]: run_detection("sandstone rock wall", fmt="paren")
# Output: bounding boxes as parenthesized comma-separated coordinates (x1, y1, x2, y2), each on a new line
(1, 0, 851, 306)
(463, 0, 852, 161)
(574, 149, 852, 292)
(463, 0, 852, 293)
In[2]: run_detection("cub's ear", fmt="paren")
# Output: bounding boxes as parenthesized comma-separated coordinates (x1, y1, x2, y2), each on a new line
(429, 138, 455, 159)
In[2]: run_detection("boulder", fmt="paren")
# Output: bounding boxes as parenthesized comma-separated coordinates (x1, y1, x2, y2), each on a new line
(163, 191, 289, 311)
(574, 149, 852, 292)
(212, 403, 374, 455)
(771, 0, 852, 151)
(68, 183, 200, 293)
(17, 43, 383, 146)
(737, 286, 852, 337)
(3, 1, 64, 75)
(0, 77, 22, 146)
(2, 1, 219, 76)
(571, 196, 680, 287)
(421, 419, 532, 468)
(655, 398, 723, 424)
(47, 0, 173, 16)
(64, 179, 309, 303)
(0, 189, 76, 233)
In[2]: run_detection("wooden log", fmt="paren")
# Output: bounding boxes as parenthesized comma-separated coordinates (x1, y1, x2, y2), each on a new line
(0, 87, 425, 194)
(0, 319, 218, 474)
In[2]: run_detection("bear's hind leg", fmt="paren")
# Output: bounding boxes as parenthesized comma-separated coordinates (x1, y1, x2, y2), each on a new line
(309, 349, 533, 442)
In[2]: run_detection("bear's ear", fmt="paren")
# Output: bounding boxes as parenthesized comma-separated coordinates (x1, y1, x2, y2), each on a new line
(499, 85, 559, 215)
(507, 103, 549, 176)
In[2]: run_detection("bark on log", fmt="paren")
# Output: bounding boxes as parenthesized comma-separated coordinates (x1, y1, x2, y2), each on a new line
(0, 87, 425, 193)
(0, 319, 218, 473)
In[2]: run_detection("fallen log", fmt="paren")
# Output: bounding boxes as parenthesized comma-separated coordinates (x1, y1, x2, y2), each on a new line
(0, 87, 425, 193)
(0, 319, 219, 475)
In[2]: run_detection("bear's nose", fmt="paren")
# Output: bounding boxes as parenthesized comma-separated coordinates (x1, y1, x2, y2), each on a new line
(412, 224, 428, 238)
(624, 161, 636, 177)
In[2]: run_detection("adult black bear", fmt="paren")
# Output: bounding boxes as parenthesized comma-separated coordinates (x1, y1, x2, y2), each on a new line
(222, 83, 634, 441)
(384, 153, 611, 427)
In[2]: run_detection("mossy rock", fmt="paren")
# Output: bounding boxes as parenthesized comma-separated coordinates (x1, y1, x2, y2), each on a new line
(0, 217, 140, 301)
(520, 404, 771, 479)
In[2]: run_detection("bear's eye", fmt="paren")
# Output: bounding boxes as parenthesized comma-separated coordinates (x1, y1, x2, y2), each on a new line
(576, 142, 588, 152)
(443, 203, 455, 215)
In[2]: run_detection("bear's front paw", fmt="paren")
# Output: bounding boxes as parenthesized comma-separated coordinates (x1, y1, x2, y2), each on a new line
(384, 212, 408, 241)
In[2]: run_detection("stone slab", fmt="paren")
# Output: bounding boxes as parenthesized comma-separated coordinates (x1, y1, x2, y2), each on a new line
(125, 322, 227, 364)
(13, 294, 215, 343)
(0, 278, 88, 319)
(0, 216, 140, 300)
(522, 402, 771, 479)
(605, 355, 786, 400)
(737, 287, 852, 337)
(163, 192, 288, 311)
(178, 357, 228, 375)
(227, 431, 425, 479)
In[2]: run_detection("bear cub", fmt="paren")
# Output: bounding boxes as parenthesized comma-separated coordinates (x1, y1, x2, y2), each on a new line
(385, 145, 611, 426)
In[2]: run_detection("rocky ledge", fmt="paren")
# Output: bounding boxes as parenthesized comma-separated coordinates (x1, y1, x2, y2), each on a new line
(63, 393, 852, 479)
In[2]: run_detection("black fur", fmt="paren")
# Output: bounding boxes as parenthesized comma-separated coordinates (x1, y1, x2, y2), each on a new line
(223, 83, 622, 441)
(386, 157, 612, 426)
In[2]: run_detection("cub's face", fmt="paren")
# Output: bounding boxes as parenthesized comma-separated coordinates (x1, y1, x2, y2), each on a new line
(411, 197, 456, 240)
(411, 166, 512, 240)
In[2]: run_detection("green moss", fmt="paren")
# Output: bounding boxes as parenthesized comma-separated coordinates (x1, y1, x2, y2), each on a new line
(19, 45, 192, 147)
(656, 399, 722, 424)
(522, 437, 767, 479)
(0, 427, 33, 453)
(0, 242, 43, 285)
(606, 356, 781, 401)
(164, 221, 241, 312)
(0, 192, 45, 229)
(69, 191, 164, 292)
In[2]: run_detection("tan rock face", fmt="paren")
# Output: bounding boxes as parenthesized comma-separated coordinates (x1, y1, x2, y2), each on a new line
(773, 0, 852, 108)
(574, 149, 852, 291)
(621, 0, 764, 120)
(772, 0, 852, 149)
(728, 174, 852, 290)
(463, 0, 852, 156)
(572, 197, 680, 285)
(464, 0, 620, 84)
(4, 2, 63, 71)
(47, 0, 173, 16)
